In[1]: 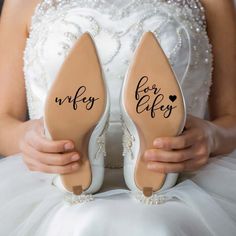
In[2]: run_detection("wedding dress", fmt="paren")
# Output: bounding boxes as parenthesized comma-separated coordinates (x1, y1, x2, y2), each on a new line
(0, 0, 236, 235)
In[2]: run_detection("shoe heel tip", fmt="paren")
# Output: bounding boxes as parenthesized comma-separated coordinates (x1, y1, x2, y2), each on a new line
(143, 187, 153, 197)
(72, 185, 83, 195)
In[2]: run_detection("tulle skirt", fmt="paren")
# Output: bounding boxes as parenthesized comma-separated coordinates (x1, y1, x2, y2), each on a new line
(0, 150, 236, 236)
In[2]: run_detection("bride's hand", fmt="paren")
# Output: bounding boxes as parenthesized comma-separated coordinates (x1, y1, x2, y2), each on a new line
(144, 115, 215, 173)
(19, 119, 80, 174)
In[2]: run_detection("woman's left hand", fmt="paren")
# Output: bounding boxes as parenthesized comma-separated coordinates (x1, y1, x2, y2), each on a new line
(144, 115, 215, 173)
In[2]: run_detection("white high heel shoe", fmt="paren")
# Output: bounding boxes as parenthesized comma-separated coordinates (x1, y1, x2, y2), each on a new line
(44, 33, 109, 204)
(121, 32, 186, 203)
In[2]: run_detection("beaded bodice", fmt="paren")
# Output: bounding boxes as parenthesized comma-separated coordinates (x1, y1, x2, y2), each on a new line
(24, 0, 213, 168)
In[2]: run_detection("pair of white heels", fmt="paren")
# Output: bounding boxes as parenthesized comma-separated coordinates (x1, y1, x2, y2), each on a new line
(44, 31, 186, 204)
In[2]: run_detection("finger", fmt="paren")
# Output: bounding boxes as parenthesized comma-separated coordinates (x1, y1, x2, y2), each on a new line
(153, 129, 198, 150)
(147, 161, 185, 173)
(27, 130, 74, 153)
(146, 155, 208, 173)
(23, 154, 80, 174)
(39, 152, 80, 166)
(38, 162, 80, 174)
(23, 143, 80, 165)
(22, 154, 39, 171)
(144, 147, 195, 163)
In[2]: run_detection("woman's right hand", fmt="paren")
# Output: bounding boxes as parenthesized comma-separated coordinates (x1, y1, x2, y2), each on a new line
(19, 119, 80, 174)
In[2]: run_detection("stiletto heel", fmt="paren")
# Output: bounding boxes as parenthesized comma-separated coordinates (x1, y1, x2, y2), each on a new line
(44, 33, 109, 199)
(121, 32, 186, 200)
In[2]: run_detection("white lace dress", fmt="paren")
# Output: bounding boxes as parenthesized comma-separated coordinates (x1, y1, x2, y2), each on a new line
(0, 0, 236, 235)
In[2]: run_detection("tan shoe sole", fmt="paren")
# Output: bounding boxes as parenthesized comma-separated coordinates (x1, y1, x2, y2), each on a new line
(123, 32, 186, 196)
(44, 33, 106, 194)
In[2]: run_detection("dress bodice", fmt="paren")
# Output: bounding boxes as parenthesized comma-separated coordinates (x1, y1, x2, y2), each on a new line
(23, 0, 213, 168)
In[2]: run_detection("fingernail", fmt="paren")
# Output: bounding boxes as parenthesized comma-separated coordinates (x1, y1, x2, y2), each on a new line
(71, 154, 80, 161)
(154, 139, 163, 148)
(64, 143, 74, 151)
(72, 163, 79, 170)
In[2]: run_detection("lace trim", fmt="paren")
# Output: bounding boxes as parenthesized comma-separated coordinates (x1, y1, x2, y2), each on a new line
(95, 119, 109, 160)
(64, 192, 94, 205)
(133, 191, 178, 205)
(25, 0, 213, 75)
(33, 0, 207, 30)
(26, 0, 213, 75)
(122, 119, 135, 160)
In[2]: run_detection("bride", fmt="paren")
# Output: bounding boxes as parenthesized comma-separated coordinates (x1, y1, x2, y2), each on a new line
(0, 0, 236, 235)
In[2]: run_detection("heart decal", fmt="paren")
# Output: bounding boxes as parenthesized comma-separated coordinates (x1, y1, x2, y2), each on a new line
(169, 95, 177, 102)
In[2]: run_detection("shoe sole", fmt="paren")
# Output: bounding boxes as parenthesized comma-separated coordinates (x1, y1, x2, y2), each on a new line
(123, 32, 186, 197)
(44, 33, 106, 194)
